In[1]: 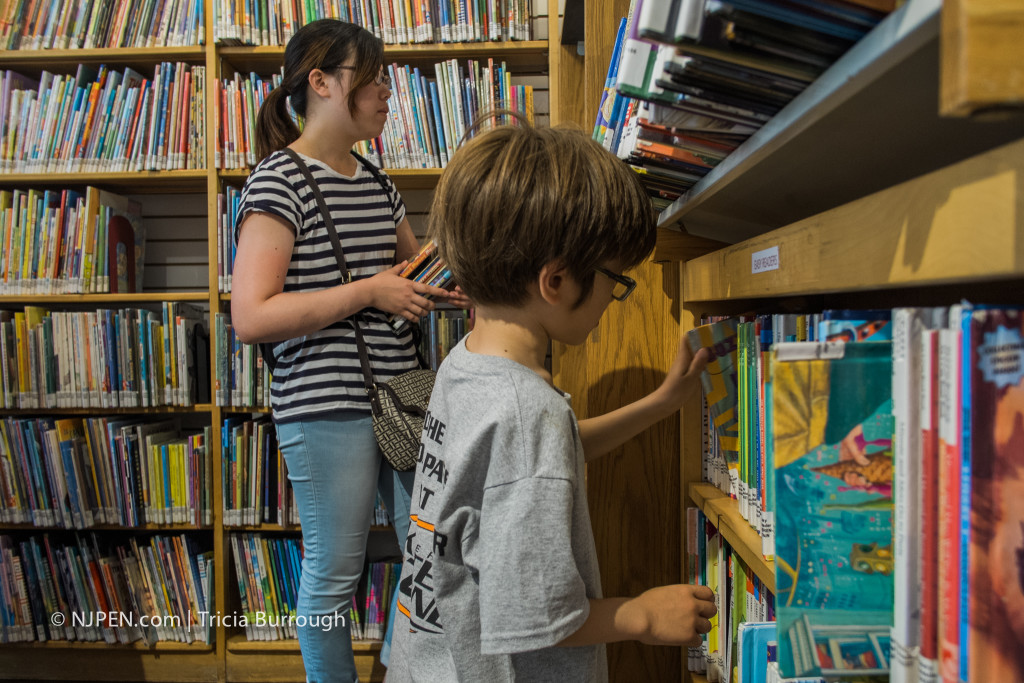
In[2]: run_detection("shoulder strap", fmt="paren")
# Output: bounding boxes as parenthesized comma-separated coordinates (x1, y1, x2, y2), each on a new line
(280, 147, 379, 403)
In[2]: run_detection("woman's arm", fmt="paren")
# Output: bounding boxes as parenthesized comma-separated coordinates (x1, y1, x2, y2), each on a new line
(231, 212, 450, 344)
(576, 339, 709, 461)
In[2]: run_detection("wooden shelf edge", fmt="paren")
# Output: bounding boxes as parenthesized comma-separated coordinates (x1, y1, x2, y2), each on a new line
(682, 135, 1024, 302)
(652, 229, 730, 264)
(688, 483, 775, 594)
(0, 639, 213, 651)
(0, 291, 209, 303)
(225, 634, 381, 653)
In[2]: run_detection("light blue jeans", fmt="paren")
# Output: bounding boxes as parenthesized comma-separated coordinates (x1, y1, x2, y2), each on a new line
(277, 413, 413, 683)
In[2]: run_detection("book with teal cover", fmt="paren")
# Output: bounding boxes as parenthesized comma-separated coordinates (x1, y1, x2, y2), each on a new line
(770, 341, 894, 679)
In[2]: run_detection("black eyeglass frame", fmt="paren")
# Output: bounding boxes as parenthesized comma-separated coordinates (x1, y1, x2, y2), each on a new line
(330, 65, 392, 88)
(595, 267, 637, 302)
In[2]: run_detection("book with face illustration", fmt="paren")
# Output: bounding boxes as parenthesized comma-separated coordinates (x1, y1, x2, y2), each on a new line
(769, 340, 894, 679)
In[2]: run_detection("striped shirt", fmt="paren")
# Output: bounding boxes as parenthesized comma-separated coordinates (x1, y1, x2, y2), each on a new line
(235, 149, 418, 424)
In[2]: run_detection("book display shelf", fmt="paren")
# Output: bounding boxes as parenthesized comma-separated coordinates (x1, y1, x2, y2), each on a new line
(553, 0, 1023, 681)
(0, 1, 554, 681)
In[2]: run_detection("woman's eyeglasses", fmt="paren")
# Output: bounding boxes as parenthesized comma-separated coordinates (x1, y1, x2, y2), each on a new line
(332, 65, 392, 89)
(595, 267, 636, 302)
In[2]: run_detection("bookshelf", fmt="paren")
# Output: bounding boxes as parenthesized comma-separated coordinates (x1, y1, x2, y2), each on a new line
(0, 1, 554, 681)
(555, 0, 1023, 681)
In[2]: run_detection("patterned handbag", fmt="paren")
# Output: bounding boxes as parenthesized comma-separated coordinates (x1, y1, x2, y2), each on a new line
(283, 148, 432, 472)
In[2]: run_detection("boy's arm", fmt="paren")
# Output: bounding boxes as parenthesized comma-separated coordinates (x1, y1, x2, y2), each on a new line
(557, 585, 716, 648)
(576, 339, 709, 461)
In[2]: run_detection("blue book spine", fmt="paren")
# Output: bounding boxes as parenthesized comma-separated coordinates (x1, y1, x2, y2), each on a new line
(428, 81, 448, 166)
(958, 303, 974, 680)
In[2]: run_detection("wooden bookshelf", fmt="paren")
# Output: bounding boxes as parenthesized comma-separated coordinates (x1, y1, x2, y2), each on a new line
(688, 484, 776, 595)
(656, 0, 1024, 245)
(0, 170, 209, 193)
(678, 135, 1024, 303)
(0, 3, 555, 682)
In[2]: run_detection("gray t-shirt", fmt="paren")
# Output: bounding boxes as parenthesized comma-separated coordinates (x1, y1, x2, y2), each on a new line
(388, 336, 607, 682)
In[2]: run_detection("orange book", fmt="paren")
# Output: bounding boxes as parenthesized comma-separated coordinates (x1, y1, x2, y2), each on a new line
(399, 240, 437, 278)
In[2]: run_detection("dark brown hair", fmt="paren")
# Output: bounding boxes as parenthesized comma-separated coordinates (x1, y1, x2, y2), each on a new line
(428, 119, 656, 308)
(254, 19, 384, 161)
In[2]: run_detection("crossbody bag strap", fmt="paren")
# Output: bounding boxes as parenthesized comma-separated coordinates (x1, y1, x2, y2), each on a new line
(281, 148, 379, 404)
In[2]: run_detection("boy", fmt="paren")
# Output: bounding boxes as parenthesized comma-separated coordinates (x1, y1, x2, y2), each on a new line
(387, 123, 717, 682)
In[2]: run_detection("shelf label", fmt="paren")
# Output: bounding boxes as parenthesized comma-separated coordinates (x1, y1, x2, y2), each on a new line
(751, 246, 779, 274)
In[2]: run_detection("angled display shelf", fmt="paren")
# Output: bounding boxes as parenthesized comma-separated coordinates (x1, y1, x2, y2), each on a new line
(657, 0, 1024, 244)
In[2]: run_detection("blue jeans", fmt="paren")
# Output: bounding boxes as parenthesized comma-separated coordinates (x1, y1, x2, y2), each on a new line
(277, 413, 413, 683)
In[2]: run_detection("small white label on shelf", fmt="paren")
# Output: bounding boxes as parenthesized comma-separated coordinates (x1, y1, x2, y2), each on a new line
(751, 246, 780, 274)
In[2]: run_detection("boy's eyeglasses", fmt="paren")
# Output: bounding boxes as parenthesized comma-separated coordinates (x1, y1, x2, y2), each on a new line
(596, 267, 636, 302)
(333, 65, 392, 88)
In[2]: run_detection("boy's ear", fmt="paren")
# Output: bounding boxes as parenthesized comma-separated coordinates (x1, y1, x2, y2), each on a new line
(537, 261, 571, 306)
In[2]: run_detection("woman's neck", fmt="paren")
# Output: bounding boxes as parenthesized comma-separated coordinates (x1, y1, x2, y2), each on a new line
(289, 125, 358, 176)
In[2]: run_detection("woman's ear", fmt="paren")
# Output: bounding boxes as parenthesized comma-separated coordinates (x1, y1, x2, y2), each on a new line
(307, 68, 332, 99)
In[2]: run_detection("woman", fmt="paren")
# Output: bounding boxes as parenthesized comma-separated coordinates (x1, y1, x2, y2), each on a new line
(231, 19, 457, 682)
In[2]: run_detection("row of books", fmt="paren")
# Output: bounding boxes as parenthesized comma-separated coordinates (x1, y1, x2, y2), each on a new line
(417, 308, 472, 371)
(597, 0, 894, 211)
(0, 0, 206, 50)
(215, 58, 533, 171)
(0, 186, 146, 296)
(689, 303, 1024, 681)
(1, 63, 208, 174)
(0, 304, 210, 411)
(213, 313, 271, 409)
(686, 510, 779, 682)
(216, 186, 240, 293)
(222, 416, 282, 527)
(213, 0, 533, 46)
(0, 532, 213, 644)
(229, 533, 399, 642)
(0, 415, 213, 529)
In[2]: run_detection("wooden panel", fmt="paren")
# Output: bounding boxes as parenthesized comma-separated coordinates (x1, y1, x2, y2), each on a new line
(941, 0, 1024, 117)
(689, 484, 776, 594)
(225, 649, 383, 682)
(682, 136, 1024, 302)
(0, 647, 218, 682)
(585, 259, 682, 682)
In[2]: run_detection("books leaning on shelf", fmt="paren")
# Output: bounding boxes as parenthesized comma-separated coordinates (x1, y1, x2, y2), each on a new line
(0, 0, 207, 50)
(0, 63, 207, 174)
(599, 0, 896, 211)
(0, 186, 146, 295)
(212, 0, 533, 46)
(222, 415, 298, 527)
(0, 416, 213, 528)
(0, 305, 210, 411)
(213, 313, 272, 409)
(228, 533, 400, 643)
(0, 532, 213, 645)
(216, 59, 534, 171)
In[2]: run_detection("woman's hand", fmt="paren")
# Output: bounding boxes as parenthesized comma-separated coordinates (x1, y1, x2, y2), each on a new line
(369, 262, 451, 322)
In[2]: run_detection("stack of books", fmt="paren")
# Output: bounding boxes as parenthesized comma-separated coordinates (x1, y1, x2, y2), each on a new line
(595, 0, 897, 211)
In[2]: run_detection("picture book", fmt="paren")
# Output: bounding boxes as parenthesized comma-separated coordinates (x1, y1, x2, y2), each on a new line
(965, 307, 1024, 682)
(687, 317, 741, 493)
(818, 309, 891, 343)
(770, 341, 894, 679)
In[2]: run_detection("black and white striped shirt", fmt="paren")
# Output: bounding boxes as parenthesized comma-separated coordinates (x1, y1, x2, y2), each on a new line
(235, 149, 418, 423)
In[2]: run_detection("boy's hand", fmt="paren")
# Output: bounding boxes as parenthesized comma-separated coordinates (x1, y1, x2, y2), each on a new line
(657, 336, 710, 409)
(621, 584, 717, 647)
(368, 262, 451, 322)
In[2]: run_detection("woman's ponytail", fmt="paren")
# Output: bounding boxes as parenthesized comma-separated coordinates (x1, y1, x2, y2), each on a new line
(254, 86, 300, 162)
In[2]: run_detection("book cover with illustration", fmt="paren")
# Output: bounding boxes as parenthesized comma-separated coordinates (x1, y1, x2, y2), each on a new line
(770, 341, 894, 679)
(688, 317, 741, 491)
(966, 307, 1024, 682)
